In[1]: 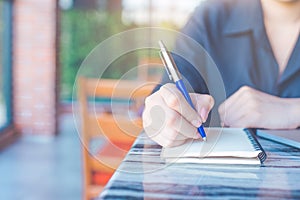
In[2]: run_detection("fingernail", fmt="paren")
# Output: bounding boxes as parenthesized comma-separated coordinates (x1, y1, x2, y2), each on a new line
(200, 108, 208, 123)
(192, 119, 202, 127)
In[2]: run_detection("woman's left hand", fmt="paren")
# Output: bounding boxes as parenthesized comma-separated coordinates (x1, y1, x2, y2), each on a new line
(218, 86, 300, 129)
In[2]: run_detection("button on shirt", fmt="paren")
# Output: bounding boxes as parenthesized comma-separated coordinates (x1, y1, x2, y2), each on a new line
(158, 0, 300, 98)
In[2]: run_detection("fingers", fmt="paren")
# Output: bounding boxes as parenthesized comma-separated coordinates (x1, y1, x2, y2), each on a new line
(218, 86, 262, 127)
(218, 85, 300, 129)
(167, 108, 201, 139)
(143, 97, 200, 147)
(190, 93, 214, 123)
(218, 86, 251, 127)
(159, 83, 203, 127)
(143, 83, 212, 147)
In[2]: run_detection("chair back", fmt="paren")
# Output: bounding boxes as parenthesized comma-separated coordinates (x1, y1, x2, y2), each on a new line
(77, 77, 155, 200)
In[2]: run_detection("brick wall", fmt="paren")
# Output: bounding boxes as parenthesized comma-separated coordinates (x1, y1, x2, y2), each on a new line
(13, 0, 59, 136)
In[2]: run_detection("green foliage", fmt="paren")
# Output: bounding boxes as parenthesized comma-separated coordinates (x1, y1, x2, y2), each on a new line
(59, 9, 179, 100)
(60, 9, 134, 100)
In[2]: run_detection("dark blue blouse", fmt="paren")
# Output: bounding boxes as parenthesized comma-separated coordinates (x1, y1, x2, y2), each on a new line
(158, 0, 300, 99)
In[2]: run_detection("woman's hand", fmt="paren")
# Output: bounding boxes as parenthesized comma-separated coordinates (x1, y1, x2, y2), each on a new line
(218, 86, 300, 129)
(142, 83, 214, 147)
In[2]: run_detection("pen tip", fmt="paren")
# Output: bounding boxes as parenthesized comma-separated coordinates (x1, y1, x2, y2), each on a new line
(202, 137, 207, 142)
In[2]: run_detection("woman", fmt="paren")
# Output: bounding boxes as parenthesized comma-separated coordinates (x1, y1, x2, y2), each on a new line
(142, 0, 300, 147)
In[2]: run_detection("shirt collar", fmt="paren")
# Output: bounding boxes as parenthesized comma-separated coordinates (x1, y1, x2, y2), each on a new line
(223, 0, 263, 36)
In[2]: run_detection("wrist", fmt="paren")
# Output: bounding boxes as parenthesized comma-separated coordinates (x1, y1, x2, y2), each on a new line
(288, 98, 300, 129)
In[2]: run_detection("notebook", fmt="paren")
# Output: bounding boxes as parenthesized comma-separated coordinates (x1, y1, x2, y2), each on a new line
(256, 129, 300, 149)
(161, 128, 267, 165)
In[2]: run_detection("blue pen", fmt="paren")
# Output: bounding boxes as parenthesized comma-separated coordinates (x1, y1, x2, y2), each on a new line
(158, 40, 207, 141)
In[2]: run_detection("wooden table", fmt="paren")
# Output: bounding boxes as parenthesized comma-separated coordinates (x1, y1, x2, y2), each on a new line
(98, 131, 300, 199)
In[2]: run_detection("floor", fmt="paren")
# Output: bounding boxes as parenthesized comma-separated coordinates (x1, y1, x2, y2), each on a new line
(0, 114, 83, 200)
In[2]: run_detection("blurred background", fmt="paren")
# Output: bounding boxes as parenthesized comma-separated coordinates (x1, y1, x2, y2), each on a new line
(0, 0, 205, 199)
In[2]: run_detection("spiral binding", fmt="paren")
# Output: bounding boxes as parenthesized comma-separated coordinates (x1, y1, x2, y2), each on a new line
(244, 129, 267, 163)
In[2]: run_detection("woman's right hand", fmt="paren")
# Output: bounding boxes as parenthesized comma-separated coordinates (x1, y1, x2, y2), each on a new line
(142, 83, 214, 147)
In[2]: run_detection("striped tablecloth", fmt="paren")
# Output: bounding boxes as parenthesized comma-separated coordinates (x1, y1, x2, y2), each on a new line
(99, 132, 300, 199)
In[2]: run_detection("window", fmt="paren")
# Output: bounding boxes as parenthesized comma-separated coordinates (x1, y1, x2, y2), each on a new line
(0, 0, 13, 133)
(0, 1, 4, 128)
(59, 0, 205, 100)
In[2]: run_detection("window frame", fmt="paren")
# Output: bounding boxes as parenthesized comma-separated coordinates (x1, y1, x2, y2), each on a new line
(0, 0, 18, 149)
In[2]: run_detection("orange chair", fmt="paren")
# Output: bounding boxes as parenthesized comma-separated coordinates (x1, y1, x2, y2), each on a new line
(77, 77, 155, 200)
(137, 57, 164, 82)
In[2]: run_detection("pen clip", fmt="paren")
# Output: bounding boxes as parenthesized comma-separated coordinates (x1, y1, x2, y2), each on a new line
(159, 51, 173, 81)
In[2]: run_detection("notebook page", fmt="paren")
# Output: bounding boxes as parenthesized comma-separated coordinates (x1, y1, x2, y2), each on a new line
(165, 156, 261, 165)
(161, 128, 260, 159)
